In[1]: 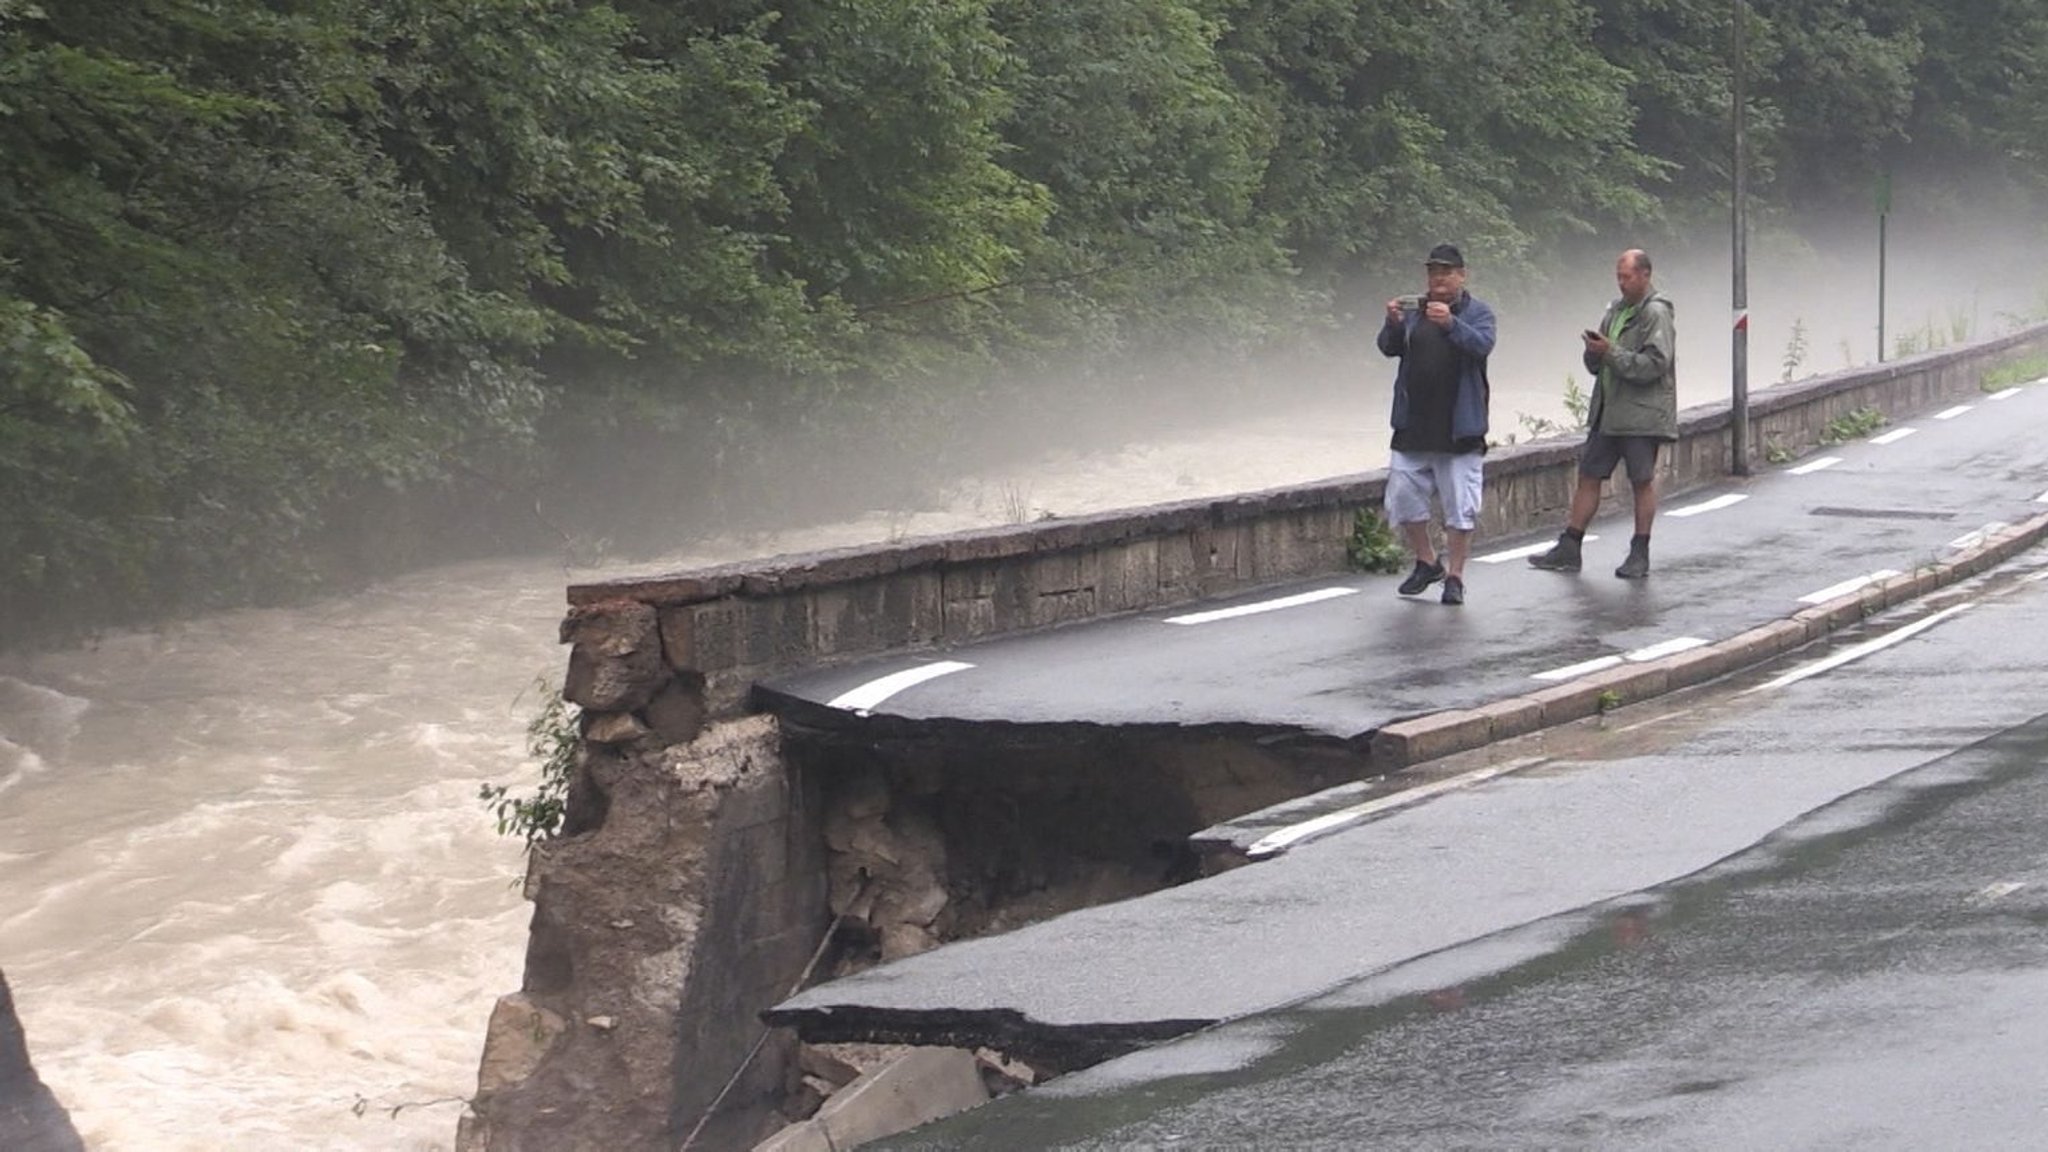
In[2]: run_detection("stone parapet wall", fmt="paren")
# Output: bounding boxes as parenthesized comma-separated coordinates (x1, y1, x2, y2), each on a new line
(560, 324, 2048, 728)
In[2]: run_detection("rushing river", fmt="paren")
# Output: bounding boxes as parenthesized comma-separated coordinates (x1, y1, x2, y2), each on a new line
(0, 334, 1795, 1149)
(0, 395, 1435, 1149)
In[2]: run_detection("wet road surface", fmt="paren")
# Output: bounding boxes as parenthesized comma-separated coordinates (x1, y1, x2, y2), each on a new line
(762, 380, 2048, 738)
(776, 548, 2048, 1147)
(883, 702, 2048, 1149)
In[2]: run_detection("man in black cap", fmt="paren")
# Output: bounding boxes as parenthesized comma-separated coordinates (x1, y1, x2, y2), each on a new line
(1377, 242, 1497, 605)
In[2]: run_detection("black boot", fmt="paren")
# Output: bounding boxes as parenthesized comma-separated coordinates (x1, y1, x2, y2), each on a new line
(1615, 535, 1651, 579)
(1527, 532, 1583, 572)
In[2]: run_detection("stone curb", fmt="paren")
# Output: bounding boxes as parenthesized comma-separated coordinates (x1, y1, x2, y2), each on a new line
(1368, 509, 2048, 772)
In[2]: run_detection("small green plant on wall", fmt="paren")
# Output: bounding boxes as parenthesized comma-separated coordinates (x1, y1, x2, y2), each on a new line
(1780, 317, 1809, 382)
(1982, 355, 2048, 392)
(1820, 406, 1887, 445)
(1346, 508, 1407, 573)
(480, 678, 580, 849)
(1516, 375, 1592, 441)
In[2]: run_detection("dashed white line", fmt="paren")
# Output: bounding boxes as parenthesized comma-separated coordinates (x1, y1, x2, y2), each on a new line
(1164, 587, 1356, 625)
(1747, 604, 1974, 693)
(2036, 489, 2048, 504)
(1246, 758, 1545, 859)
(1626, 636, 1709, 661)
(1799, 570, 1901, 604)
(827, 661, 974, 713)
(1532, 655, 1625, 682)
(1789, 456, 1843, 475)
(1530, 636, 1709, 681)
(1475, 536, 1600, 564)
(1668, 493, 1749, 518)
(1946, 521, 2009, 551)
(1987, 387, 2022, 400)
(1933, 405, 1974, 420)
(1870, 427, 1918, 445)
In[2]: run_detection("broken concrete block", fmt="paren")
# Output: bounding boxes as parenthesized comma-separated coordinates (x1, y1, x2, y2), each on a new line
(561, 599, 666, 712)
(813, 1046, 990, 1149)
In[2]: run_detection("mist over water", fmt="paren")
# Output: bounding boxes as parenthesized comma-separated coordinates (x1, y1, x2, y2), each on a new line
(0, 204, 2043, 1149)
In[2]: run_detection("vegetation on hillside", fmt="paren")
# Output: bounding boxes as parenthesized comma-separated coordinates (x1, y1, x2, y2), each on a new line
(5, 0, 2047, 645)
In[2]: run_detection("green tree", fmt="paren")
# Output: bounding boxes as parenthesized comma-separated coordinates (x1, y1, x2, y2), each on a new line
(986, 0, 1298, 378)
(1219, 0, 1654, 296)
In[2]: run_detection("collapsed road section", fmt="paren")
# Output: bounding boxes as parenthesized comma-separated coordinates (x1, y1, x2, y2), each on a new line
(764, 712, 1370, 1070)
(457, 698, 1374, 1152)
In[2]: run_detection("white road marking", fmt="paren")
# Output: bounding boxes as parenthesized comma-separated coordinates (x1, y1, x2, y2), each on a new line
(1933, 405, 1974, 420)
(1987, 387, 2022, 400)
(1475, 536, 1599, 564)
(1246, 758, 1545, 859)
(1626, 636, 1709, 661)
(1164, 587, 1356, 625)
(1946, 521, 2010, 551)
(1533, 655, 1625, 681)
(1747, 604, 1974, 693)
(2036, 489, 2048, 504)
(1668, 493, 1749, 518)
(1532, 637, 1707, 681)
(1799, 570, 1901, 604)
(1870, 427, 1918, 445)
(1969, 881, 2026, 906)
(826, 661, 974, 713)
(1789, 456, 1843, 475)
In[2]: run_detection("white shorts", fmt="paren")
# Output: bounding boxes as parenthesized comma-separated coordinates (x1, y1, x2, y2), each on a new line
(1385, 449, 1484, 531)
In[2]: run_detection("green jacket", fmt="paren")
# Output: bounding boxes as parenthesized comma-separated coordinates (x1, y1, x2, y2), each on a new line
(1584, 290, 1677, 440)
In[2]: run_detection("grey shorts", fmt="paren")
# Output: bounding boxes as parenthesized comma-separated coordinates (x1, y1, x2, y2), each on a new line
(1386, 449, 1484, 530)
(1579, 433, 1661, 484)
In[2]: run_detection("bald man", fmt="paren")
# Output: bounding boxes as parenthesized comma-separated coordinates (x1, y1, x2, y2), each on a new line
(1529, 248, 1677, 579)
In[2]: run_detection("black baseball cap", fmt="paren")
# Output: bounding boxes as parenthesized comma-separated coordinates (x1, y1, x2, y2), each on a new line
(1424, 243, 1465, 268)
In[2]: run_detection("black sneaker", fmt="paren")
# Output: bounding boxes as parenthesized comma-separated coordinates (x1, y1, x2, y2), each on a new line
(1440, 576, 1465, 606)
(1527, 534, 1583, 572)
(1615, 546, 1650, 580)
(1397, 559, 1446, 596)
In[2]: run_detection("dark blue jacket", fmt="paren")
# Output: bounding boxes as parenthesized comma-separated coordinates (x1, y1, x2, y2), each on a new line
(1377, 290, 1496, 444)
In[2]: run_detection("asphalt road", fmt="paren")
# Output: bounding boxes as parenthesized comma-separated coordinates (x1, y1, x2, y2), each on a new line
(762, 379, 2048, 738)
(864, 545, 2048, 1149)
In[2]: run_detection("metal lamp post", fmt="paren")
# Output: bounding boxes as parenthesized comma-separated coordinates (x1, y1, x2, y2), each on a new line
(1731, 0, 1751, 476)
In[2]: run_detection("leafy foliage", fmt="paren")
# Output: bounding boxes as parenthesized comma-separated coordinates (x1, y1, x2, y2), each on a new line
(1345, 508, 1406, 574)
(1821, 406, 1889, 444)
(1517, 376, 1593, 441)
(1982, 356, 2048, 392)
(3, 0, 2047, 645)
(1781, 317, 1810, 382)
(479, 680, 581, 849)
